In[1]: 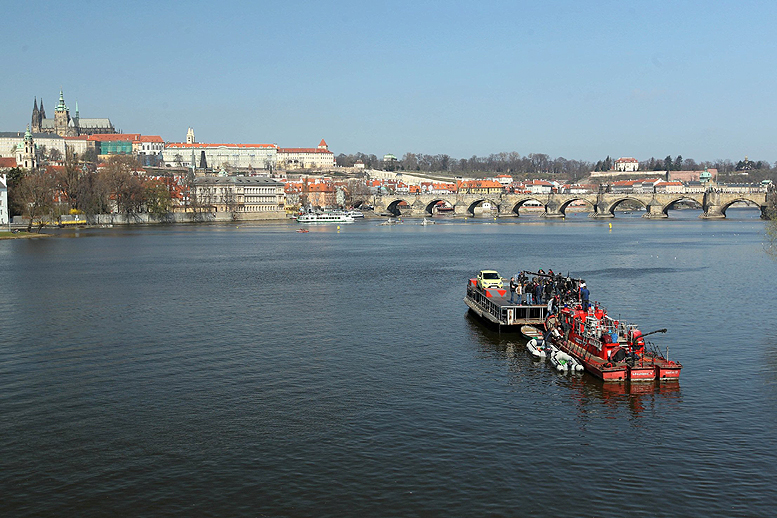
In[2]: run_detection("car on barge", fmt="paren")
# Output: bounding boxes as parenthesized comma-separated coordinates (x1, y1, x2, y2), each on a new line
(464, 271, 549, 329)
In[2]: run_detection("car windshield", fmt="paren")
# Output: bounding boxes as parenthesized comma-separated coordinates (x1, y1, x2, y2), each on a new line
(482, 272, 499, 279)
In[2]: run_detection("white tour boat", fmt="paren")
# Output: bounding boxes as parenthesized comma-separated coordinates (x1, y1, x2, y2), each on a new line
(297, 212, 355, 223)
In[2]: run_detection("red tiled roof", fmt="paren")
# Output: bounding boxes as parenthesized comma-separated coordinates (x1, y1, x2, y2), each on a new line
(319, 139, 327, 147)
(306, 183, 334, 192)
(139, 135, 164, 143)
(166, 142, 278, 149)
(278, 148, 333, 154)
(0, 157, 17, 168)
(616, 157, 638, 162)
(87, 133, 141, 142)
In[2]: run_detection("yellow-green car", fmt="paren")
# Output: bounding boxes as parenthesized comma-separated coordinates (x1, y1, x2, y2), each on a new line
(476, 270, 503, 290)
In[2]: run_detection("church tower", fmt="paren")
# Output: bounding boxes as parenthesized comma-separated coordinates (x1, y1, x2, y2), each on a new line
(186, 127, 196, 144)
(32, 98, 40, 132)
(17, 126, 37, 169)
(54, 90, 71, 137)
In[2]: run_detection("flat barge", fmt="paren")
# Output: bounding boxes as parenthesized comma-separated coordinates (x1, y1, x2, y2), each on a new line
(464, 280, 548, 329)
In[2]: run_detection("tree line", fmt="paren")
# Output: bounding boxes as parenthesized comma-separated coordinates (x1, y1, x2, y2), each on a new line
(337, 152, 594, 179)
(7, 152, 175, 231)
(336, 150, 777, 183)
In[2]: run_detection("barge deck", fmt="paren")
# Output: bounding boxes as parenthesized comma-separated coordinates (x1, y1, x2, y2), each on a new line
(464, 281, 548, 329)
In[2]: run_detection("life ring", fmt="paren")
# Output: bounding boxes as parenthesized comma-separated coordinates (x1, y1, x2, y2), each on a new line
(604, 362, 612, 368)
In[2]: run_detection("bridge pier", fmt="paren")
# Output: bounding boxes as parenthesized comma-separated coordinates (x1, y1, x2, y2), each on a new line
(643, 204, 668, 219)
(454, 204, 471, 217)
(700, 206, 726, 219)
(590, 205, 614, 218)
(542, 210, 565, 218)
(542, 202, 564, 218)
(412, 200, 430, 217)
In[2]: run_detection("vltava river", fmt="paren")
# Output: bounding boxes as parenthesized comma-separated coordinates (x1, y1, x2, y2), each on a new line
(1, 209, 775, 517)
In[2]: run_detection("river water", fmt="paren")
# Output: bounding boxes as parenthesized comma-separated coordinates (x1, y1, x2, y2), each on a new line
(1, 209, 775, 517)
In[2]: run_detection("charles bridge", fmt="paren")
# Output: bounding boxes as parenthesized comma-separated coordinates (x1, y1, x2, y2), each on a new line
(371, 190, 772, 219)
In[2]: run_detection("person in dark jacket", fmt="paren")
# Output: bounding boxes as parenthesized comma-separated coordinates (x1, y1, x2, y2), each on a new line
(534, 279, 543, 305)
(580, 282, 590, 311)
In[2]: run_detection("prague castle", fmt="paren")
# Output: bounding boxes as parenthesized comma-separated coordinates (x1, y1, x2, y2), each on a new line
(31, 90, 115, 137)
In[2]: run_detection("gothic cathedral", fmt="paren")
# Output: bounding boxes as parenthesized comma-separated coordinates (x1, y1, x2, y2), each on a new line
(31, 90, 115, 137)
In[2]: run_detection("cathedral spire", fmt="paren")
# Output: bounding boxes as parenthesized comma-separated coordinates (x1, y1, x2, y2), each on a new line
(56, 89, 67, 112)
(32, 98, 40, 132)
(39, 98, 46, 119)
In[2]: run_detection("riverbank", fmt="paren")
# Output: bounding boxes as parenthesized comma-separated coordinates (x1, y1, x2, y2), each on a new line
(0, 231, 52, 240)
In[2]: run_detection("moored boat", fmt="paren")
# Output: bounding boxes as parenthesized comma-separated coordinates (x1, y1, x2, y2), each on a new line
(521, 325, 544, 341)
(463, 271, 550, 330)
(549, 302, 681, 382)
(526, 338, 552, 359)
(549, 347, 583, 372)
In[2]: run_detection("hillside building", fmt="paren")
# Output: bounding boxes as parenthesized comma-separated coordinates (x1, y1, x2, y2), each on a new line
(277, 140, 335, 170)
(31, 91, 115, 137)
(614, 157, 639, 172)
(163, 129, 277, 171)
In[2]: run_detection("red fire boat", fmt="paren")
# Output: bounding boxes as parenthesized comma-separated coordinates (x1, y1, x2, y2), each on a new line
(547, 303, 682, 382)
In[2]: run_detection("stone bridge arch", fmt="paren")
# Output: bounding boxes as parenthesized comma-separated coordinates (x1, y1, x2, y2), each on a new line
(610, 196, 649, 212)
(700, 192, 769, 219)
(554, 197, 596, 217)
(460, 197, 502, 217)
(658, 195, 703, 217)
(385, 198, 413, 216)
(423, 196, 457, 215)
(718, 197, 769, 218)
(501, 196, 547, 216)
(594, 196, 649, 217)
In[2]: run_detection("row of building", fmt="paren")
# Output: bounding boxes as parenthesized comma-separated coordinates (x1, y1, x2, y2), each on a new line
(1, 91, 336, 172)
(0, 127, 336, 172)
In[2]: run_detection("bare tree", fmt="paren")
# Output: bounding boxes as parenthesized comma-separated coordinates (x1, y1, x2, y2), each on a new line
(103, 155, 145, 216)
(48, 148, 63, 162)
(17, 168, 55, 232)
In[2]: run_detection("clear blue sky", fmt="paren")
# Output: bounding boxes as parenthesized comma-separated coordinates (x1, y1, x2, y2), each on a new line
(2, 0, 775, 163)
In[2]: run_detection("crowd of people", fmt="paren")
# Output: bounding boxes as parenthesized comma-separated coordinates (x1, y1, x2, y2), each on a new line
(507, 269, 591, 313)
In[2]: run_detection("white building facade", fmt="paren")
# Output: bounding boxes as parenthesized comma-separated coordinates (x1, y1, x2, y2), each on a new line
(277, 139, 335, 170)
(615, 157, 639, 172)
(0, 173, 8, 226)
(164, 142, 278, 170)
(193, 176, 285, 217)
